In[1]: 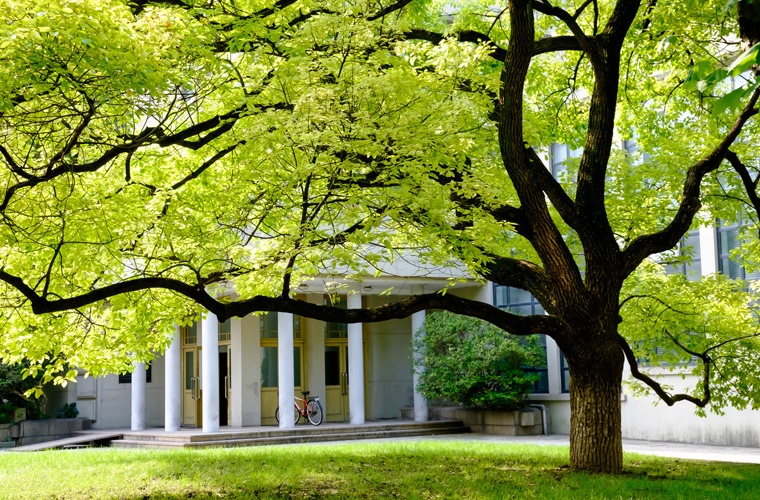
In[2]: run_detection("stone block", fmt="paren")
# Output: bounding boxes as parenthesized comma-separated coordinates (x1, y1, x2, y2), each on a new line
(484, 411, 517, 426)
(437, 407, 457, 420)
(20, 419, 50, 437)
(520, 411, 535, 427)
(489, 424, 517, 436)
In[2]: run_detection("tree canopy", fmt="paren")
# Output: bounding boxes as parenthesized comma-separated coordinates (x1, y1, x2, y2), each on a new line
(2, 0, 760, 472)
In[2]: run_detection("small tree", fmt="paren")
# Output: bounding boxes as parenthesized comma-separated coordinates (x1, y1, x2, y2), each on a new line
(413, 311, 543, 410)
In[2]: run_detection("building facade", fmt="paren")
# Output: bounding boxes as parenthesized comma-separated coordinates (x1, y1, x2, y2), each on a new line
(61, 140, 760, 447)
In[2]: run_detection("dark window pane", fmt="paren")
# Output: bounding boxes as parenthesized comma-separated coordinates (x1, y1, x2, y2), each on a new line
(260, 347, 277, 387)
(185, 351, 193, 390)
(119, 364, 152, 384)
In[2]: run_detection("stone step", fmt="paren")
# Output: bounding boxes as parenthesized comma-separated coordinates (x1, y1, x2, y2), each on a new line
(111, 425, 469, 450)
(121, 420, 466, 444)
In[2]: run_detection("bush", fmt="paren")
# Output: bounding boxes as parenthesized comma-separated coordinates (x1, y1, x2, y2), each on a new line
(0, 362, 46, 421)
(413, 311, 544, 410)
(56, 403, 79, 419)
(0, 401, 16, 424)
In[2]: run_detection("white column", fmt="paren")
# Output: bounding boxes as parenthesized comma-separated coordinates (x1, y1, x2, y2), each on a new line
(130, 361, 147, 431)
(410, 284, 428, 422)
(202, 313, 220, 433)
(277, 312, 295, 428)
(347, 290, 365, 424)
(164, 324, 181, 432)
(231, 315, 259, 426)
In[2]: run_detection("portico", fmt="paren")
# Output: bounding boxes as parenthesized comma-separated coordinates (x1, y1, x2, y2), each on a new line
(123, 274, 484, 434)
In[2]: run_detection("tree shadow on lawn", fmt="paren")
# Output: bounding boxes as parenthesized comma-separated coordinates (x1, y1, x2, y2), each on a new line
(4, 443, 760, 499)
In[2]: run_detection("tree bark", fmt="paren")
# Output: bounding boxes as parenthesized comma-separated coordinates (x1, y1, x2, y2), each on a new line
(567, 339, 625, 474)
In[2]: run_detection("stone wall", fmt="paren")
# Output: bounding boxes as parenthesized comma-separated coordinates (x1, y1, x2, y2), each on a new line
(401, 406, 548, 436)
(1, 418, 92, 447)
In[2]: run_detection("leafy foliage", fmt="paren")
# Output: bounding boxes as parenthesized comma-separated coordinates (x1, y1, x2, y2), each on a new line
(2, 0, 760, 472)
(0, 362, 45, 421)
(621, 263, 760, 415)
(413, 311, 543, 410)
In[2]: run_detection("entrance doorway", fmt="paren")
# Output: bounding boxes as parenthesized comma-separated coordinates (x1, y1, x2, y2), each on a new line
(181, 319, 232, 428)
(324, 342, 349, 422)
(218, 344, 231, 426)
(182, 345, 202, 427)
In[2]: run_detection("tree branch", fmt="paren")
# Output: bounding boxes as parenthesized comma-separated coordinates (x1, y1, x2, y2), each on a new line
(0, 267, 566, 336)
(623, 87, 760, 273)
(617, 334, 710, 407)
(404, 29, 581, 63)
(725, 150, 760, 233)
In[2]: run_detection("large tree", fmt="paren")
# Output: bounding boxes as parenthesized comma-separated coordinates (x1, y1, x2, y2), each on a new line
(2, 0, 760, 473)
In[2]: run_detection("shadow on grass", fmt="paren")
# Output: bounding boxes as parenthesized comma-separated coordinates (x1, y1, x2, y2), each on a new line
(2, 441, 759, 499)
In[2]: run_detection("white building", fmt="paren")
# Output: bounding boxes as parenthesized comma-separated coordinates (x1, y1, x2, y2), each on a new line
(59, 141, 760, 448)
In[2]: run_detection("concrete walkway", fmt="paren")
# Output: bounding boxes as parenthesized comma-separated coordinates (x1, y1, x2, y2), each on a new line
(321, 433, 760, 465)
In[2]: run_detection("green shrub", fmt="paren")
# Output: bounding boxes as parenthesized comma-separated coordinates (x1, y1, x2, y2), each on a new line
(413, 311, 544, 410)
(56, 403, 79, 419)
(0, 401, 16, 424)
(0, 362, 46, 421)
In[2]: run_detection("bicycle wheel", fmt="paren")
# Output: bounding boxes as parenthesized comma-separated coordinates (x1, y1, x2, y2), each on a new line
(306, 400, 324, 426)
(275, 406, 300, 425)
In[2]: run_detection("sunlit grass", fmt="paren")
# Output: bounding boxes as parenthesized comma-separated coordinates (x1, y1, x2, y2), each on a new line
(1, 440, 759, 499)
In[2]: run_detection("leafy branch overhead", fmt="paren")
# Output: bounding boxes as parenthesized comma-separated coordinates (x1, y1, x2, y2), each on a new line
(2, 0, 760, 473)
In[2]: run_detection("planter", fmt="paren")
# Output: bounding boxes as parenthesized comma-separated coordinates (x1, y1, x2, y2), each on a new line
(14, 417, 92, 446)
(401, 406, 548, 436)
(0, 423, 10, 444)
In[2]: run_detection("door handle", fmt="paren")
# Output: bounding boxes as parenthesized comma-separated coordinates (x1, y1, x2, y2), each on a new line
(342, 372, 348, 395)
(224, 376, 229, 399)
(191, 377, 196, 400)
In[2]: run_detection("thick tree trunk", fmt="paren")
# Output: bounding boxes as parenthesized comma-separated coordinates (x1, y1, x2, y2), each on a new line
(568, 341, 625, 474)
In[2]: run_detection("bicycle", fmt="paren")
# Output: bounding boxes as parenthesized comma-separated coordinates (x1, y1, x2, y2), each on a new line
(275, 391, 324, 425)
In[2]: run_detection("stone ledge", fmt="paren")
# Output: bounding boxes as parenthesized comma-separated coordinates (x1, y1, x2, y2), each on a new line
(9, 418, 93, 446)
(400, 406, 548, 436)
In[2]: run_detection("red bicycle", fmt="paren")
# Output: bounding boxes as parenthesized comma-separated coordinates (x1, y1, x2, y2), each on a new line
(275, 391, 324, 425)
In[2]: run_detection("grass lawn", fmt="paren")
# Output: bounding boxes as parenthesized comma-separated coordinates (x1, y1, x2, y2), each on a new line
(1, 440, 759, 499)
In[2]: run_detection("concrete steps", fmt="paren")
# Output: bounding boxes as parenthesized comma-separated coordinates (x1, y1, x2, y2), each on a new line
(110, 420, 469, 449)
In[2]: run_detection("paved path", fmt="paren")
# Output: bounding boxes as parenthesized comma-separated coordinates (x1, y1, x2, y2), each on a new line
(322, 433, 760, 465)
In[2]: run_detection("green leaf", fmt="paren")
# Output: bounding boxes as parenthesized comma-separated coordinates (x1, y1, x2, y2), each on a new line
(727, 43, 760, 76)
(713, 86, 748, 115)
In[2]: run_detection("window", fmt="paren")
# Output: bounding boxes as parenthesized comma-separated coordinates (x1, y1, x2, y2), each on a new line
(324, 296, 347, 339)
(663, 230, 702, 280)
(260, 312, 302, 339)
(119, 364, 152, 384)
(259, 346, 302, 387)
(493, 284, 549, 393)
(551, 143, 582, 180)
(184, 322, 197, 345)
(622, 138, 650, 165)
(560, 354, 570, 393)
(218, 318, 231, 342)
(718, 218, 760, 281)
